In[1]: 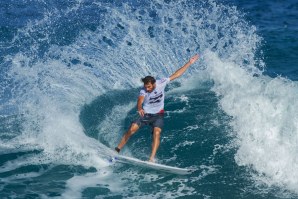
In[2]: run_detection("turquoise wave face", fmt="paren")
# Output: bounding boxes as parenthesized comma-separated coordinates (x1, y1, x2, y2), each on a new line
(1, 0, 298, 198)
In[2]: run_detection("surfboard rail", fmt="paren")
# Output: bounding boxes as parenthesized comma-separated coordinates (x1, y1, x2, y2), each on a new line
(113, 154, 194, 175)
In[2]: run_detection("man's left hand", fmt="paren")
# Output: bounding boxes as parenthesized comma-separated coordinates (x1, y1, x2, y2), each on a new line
(189, 54, 199, 64)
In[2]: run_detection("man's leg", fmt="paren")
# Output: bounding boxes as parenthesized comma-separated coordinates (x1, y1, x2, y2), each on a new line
(149, 127, 162, 162)
(116, 123, 140, 152)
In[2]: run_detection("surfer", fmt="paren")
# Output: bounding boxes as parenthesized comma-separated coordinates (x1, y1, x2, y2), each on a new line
(115, 54, 199, 162)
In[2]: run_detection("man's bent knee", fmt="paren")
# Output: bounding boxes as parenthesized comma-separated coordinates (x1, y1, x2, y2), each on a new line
(153, 127, 162, 136)
(131, 123, 140, 130)
(127, 123, 139, 135)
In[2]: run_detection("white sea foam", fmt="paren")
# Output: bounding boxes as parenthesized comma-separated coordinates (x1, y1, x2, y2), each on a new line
(173, 141, 195, 151)
(62, 170, 122, 199)
(205, 50, 298, 193)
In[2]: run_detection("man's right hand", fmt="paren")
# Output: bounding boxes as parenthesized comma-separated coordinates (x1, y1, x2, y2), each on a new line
(138, 109, 145, 117)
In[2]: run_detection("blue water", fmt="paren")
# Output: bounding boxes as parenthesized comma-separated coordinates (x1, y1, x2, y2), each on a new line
(1, 0, 298, 198)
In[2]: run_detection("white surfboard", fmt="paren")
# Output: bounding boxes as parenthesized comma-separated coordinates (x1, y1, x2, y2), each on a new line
(112, 154, 194, 175)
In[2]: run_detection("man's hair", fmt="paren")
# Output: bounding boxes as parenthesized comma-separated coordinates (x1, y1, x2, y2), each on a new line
(141, 76, 156, 84)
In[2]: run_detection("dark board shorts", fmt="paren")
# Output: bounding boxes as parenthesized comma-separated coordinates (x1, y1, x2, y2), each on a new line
(133, 113, 164, 129)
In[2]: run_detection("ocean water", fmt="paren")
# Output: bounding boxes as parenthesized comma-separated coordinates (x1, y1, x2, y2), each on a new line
(1, 0, 298, 198)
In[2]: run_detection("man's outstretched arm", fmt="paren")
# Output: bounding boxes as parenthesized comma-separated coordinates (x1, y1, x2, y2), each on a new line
(169, 54, 199, 81)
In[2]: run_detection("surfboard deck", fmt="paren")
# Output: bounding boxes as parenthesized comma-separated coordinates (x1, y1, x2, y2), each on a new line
(111, 154, 194, 175)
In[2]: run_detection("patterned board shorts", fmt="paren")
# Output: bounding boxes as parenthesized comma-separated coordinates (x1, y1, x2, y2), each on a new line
(133, 113, 164, 129)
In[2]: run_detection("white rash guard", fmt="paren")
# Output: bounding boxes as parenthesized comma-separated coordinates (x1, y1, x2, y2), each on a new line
(139, 77, 170, 114)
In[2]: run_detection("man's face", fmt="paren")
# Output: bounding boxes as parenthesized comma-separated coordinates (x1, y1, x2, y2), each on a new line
(144, 82, 156, 93)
